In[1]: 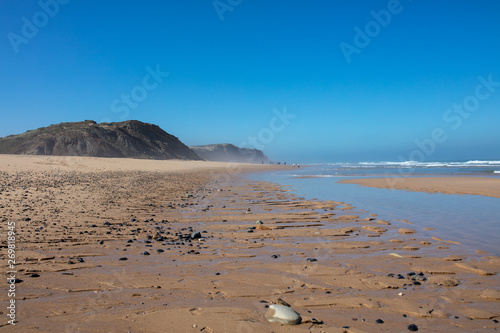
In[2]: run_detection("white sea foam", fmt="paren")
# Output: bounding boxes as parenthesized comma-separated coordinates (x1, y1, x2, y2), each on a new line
(328, 160, 500, 168)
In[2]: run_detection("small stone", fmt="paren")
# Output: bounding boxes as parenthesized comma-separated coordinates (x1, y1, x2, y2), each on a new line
(276, 298, 291, 307)
(256, 220, 263, 224)
(141, 251, 150, 255)
(119, 257, 128, 261)
(191, 231, 202, 239)
(265, 304, 301, 325)
(443, 279, 459, 287)
(306, 258, 317, 262)
(376, 319, 384, 324)
(271, 254, 280, 259)
(30, 273, 40, 278)
(408, 324, 419, 331)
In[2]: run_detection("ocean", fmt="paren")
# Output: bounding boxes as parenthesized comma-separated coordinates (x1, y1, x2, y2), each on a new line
(250, 160, 500, 255)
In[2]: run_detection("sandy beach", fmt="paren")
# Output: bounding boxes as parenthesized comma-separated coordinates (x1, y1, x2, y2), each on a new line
(1, 156, 499, 332)
(339, 176, 500, 198)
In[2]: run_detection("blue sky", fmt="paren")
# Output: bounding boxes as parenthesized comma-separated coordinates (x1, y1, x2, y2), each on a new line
(1, 0, 499, 163)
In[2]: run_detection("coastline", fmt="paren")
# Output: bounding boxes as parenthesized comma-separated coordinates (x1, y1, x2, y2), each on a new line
(1, 156, 499, 332)
(339, 176, 500, 198)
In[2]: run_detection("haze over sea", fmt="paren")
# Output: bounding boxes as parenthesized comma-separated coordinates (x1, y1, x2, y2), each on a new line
(251, 160, 500, 255)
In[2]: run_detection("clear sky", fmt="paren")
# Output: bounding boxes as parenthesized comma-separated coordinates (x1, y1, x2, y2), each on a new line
(1, 0, 499, 163)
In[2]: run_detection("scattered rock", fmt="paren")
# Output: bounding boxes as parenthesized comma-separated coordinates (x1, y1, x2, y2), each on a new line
(375, 319, 384, 324)
(191, 231, 202, 239)
(276, 298, 291, 307)
(306, 257, 317, 262)
(408, 324, 419, 331)
(265, 304, 302, 325)
(141, 251, 150, 256)
(119, 257, 128, 261)
(442, 279, 460, 287)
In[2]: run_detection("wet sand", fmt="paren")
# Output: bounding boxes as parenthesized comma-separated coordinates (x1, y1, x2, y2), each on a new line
(1, 156, 499, 332)
(339, 176, 500, 198)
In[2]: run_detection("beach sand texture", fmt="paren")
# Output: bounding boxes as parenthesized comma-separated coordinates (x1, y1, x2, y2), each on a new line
(339, 176, 500, 198)
(0, 156, 499, 332)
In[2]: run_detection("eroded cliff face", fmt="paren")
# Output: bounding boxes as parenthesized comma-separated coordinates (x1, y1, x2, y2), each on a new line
(0, 120, 202, 160)
(189, 144, 269, 164)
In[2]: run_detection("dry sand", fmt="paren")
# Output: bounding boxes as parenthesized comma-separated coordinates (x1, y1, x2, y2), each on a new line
(339, 176, 500, 198)
(1, 156, 499, 332)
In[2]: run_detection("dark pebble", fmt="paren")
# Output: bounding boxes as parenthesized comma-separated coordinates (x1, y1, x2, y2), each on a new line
(408, 324, 419, 331)
(271, 254, 280, 259)
(119, 257, 128, 261)
(376, 319, 384, 324)
(156, 249, 164, 253)
(14, 279, 23, 283)
(191, 231, 202, 239)
(306, 258, 317, 262)
(30, 273, 40, 278)
(77, 258, 85, 263)
(141, 251, 150, 255)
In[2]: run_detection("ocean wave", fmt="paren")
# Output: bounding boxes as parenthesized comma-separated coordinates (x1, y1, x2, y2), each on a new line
(327, 160, 500, 168)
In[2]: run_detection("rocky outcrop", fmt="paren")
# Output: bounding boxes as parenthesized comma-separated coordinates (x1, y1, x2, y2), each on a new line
(0, 120, 201, 160)
(189, 144, 269, 164)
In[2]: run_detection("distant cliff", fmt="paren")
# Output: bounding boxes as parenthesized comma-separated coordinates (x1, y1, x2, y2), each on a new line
(189, 144, 269, 164)
(0, 120, 202, 160)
